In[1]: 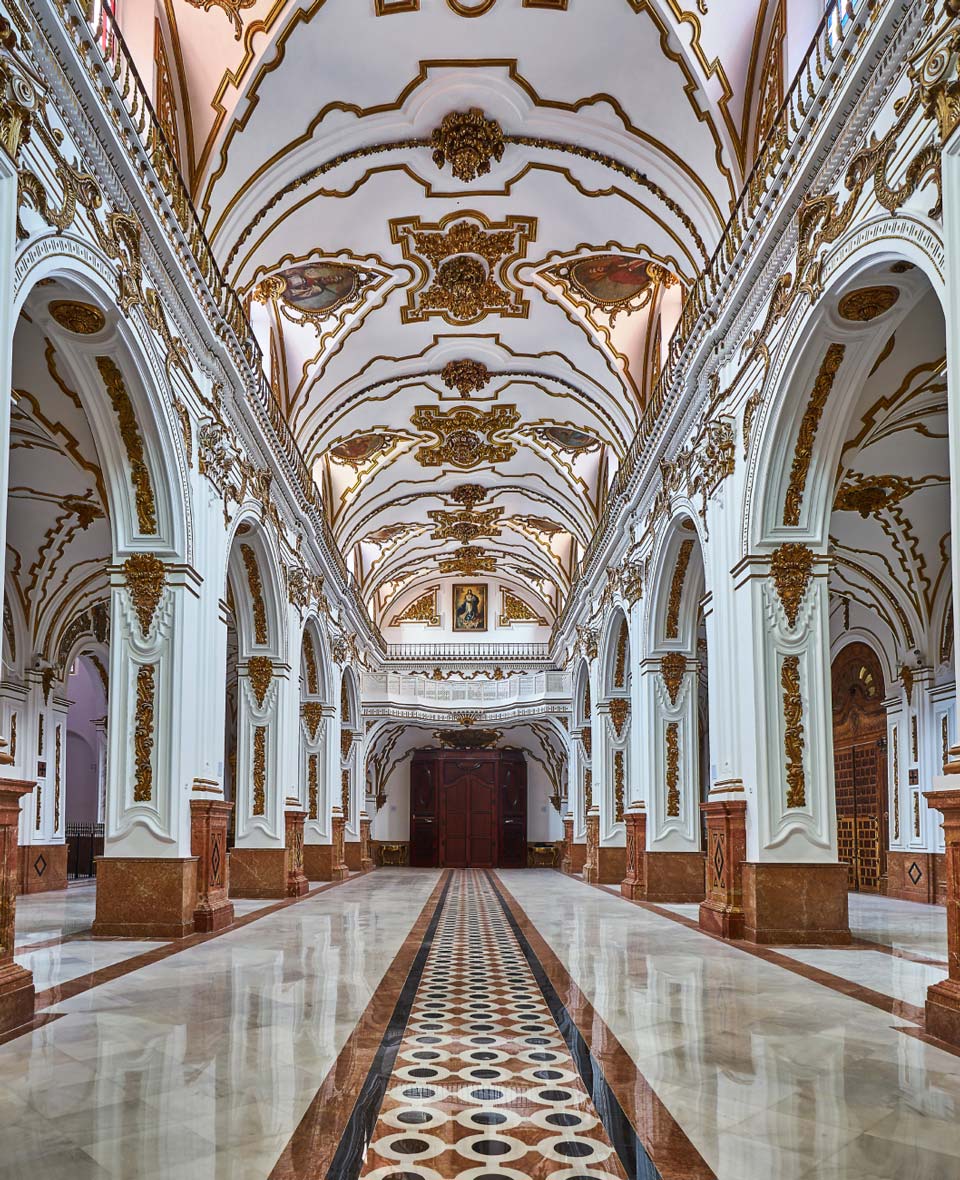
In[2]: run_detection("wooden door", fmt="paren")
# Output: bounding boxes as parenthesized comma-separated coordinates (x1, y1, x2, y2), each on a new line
(499, 754, 527, 868)
(440, 758, 497, 868)
(409, 757, 438, 867)
(832, 644, 887, 892)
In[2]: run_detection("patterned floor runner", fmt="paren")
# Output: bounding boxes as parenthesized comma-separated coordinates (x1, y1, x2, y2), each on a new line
(354, 869, 637, 1179)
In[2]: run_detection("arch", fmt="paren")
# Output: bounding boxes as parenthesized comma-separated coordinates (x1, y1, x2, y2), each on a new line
(747, 247, 945, 555)
(12, 253, 190, 563)
(224, 517, 287, 660)
(646, 514, 706, 656)
(299, 612, 333, 703)
(601, 607, 632, 697)
(573, 659, 591, 728)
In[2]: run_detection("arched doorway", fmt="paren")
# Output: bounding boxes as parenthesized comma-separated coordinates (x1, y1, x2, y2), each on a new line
(832, 643, 887, 892)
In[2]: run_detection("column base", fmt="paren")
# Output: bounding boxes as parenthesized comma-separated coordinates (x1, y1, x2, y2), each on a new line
(92, 857, 198, 938)
(642, 851, 706, 902)
(228, 848, 287, 899)
(699, 900, 744, 939)
(193, 899, 235, 933)
(284, 810, 310, 897)
(742, 862, 850, 945)
(18, 843, 68, 894)
(926, 978, 960, 1047)
(344, 841, 362, 873)
(0, 962, 34, 1036)
(886, 851, 947, 905)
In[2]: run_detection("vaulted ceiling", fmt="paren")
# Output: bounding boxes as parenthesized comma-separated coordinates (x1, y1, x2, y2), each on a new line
(152, 0, 805, 626)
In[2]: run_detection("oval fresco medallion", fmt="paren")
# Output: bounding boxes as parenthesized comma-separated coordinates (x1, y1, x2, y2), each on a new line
(568, 255, 656, 306)
(276, 262, 359, 314)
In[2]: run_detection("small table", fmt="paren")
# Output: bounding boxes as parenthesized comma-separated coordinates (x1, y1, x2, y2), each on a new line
(379, 842, 408, 866)
(528, 843, 559, 868)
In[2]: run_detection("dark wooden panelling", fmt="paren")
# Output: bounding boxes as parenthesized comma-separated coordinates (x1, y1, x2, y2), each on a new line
(409, 750, 527, 868)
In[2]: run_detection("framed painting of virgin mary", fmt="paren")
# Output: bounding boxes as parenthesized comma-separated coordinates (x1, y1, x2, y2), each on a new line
(452, 583, 488, 632)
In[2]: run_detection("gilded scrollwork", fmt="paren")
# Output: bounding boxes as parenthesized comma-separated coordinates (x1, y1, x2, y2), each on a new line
(247, 657, 273, 709)
(770, 543, 814, 630)
(252, 726, 266, 816)
(97, 357, 158, 535)
(660, 651, 687, 706)
(614, 749, 625, 823)
(609, 697, 630, 738)
(782, 344, 845, 527)
(665, 539, 694, 639)
(133, 664, 156, 804)
(431, 109, 504, 182)
(442, 360, 490, 397)
(123, 554, 166, 638)
(781, 655, 806, 809)
(239, 544, 268, 645)
(665, 722, 680, 818)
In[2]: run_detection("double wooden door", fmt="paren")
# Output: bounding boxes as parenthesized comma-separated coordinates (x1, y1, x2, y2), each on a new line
(409, 749, 527, 869)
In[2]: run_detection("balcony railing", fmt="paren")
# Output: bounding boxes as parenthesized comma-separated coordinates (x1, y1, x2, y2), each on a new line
(54, 0, 875, 662)
(557, 0, 872, 637)
(382, 643, 554, 664)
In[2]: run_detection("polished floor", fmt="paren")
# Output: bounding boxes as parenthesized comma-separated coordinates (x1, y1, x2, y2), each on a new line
(1, 870, 958, 1179)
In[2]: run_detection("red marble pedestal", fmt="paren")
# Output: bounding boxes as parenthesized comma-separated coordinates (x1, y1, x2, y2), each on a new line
(699, 797, 747, 938)
(191, 799, 235, 932)
(18, 843, 68, 894)
(923, 787, 960, 1046)
(303, 843, 333, 880)
(331, 809, 349, 882)
(285, 810, 309, 897)
(93, 856, 198, 938)
(359, 812, 374, 872)
(0, 779, 36, 1034)
(560, 814, 574, 874)
(582, 807, 600, 884)
(621, 805, 647, 899)
(742, 862, 850, 944)
(344, 841, 362, 872)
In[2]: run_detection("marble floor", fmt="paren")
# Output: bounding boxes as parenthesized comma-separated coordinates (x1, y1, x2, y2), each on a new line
(1, 870, 958, 1179)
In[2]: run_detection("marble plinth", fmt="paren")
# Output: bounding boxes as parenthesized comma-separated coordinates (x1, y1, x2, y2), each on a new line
(560, 815, 574, 874)
(285, 810, 309, 897)
(567, 842, 587, 875)
(330, 811, 349, 881)
(92, 856, 198, 938)
(0, 779, 36, 1033)
(742, 861, 850, 944)
(582, 808, 601, 884)
(887, 850, 947, 905)
(621, 806, 646, 899)
(923, 786, 960, 1046)
(17, 842, 68, 894)
(596, 845, 626, 884)
(699, 798, 747, 938)
(344, 840, 362, 873)
(304, 843, 333, 880)
(643, 851, 706, 903)
(191, 799, 234, 932)
(228, 848, 288, 899)
(359, 813, 374, 872)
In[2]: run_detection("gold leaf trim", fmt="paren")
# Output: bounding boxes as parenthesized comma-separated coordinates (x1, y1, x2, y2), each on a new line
(781, 655, 806, 809)
(134, 664, 156, 803)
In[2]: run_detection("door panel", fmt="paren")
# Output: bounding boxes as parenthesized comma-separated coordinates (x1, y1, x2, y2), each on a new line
(410, 750, 528, 868)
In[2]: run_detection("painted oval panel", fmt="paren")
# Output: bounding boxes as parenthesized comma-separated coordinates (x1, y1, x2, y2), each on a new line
(569, 255, 654, 306)
(539, 426, 598, 452)
(277, 262, 358, 313)
(329, 433, 390, 466)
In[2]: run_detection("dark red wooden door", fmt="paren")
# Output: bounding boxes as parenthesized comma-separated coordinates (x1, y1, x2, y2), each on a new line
(409, 757, 438, 867)
(440, 759, 497, 868)
(410, 750, 526, 869)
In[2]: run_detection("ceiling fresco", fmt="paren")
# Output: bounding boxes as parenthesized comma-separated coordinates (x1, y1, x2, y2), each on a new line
(152, 0, 815, 626)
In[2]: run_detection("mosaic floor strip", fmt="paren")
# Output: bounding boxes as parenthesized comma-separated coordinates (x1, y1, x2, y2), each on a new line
(341, 869, 649, 1180)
